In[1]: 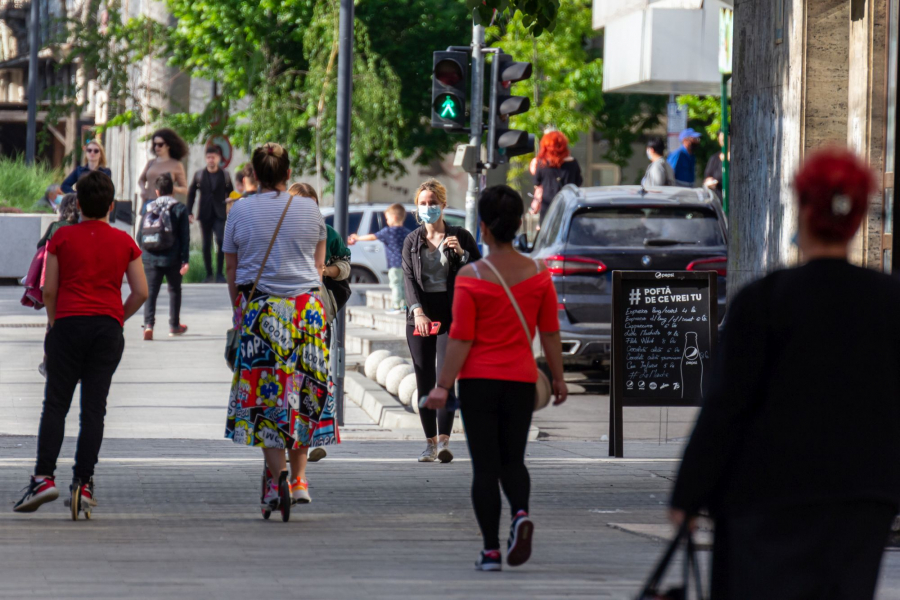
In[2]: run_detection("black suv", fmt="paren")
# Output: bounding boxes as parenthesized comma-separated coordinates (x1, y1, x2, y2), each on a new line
(516, 185, 728, 376)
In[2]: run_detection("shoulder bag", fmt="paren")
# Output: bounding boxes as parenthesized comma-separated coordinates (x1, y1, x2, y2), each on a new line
(636, 520, 707, 600)
(225, 193, 294, 371)
(478, 259, 553, 411)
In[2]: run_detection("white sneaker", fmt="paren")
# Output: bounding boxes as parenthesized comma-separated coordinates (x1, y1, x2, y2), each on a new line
(290, 477, 311, 504)
(418, 441, 437, 462)
(437, 440, 453, 463)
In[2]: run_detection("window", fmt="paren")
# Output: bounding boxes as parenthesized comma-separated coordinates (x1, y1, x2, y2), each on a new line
(567, 207, 725, 247)
(323, 211, 363, 235)
(532, 198, 567, 252)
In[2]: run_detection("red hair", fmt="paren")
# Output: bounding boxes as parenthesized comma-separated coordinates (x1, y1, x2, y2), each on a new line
(794, 148, 875, 243)
(537, 131, 570, 169)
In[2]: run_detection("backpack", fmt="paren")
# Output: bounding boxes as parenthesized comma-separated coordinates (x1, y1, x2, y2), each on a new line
(141, 197, 180, 252)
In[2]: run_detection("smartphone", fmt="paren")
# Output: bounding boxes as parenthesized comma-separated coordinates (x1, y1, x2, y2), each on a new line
(419, 391, 460, 412)
(413, 321, 441, 336)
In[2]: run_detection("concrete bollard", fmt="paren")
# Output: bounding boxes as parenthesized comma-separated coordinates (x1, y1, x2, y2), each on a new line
(364, 350, 393, 380)
(385, 363, 415, 396)
(398, 372, 418, 407)
(376, 356, 407, 386)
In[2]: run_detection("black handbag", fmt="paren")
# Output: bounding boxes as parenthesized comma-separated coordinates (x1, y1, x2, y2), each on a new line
(225, 194, 294, 371)
(636, 521, 707, 600)
(322, 275, 352, 313)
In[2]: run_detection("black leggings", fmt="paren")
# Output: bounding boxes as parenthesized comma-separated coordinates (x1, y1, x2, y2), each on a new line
(406, 292, 454, 438)
(459, 378, 535, 551)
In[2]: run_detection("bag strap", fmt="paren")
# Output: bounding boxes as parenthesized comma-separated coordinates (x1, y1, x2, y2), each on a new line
(480, 258, 533, 347)
(248, 193, 293, 300)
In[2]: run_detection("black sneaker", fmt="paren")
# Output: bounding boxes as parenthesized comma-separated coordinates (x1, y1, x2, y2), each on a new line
(13, 476, 59, 512)
(203, 275, 215, 284)
(506, 510, 534, 567)
(474, 549, 502, 571)
(215, 274, 227, 284)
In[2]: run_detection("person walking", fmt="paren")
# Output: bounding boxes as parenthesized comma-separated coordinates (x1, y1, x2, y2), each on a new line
(61, 138, 112, 194)
(425, 185, 567, 571)
(642, 137, 676, 187)
(704, 130, 728, 202)
(530, 131, 582, 222)
(669, 148, 900, 600)
(14, 171, 148, 515)
(188, 145, 234, 283)
(138, 173, 190, 341)
(137, 128, 189, 211)
(667, 128, 700, 187)
(349, 203, 410, 314)
(224, 143, 338, 511)
(403, 179, 481, 463)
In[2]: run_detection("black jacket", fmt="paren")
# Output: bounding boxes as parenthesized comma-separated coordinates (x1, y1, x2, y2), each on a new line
(137, 200, 191, 268)
(187, 168, 233, 222)
(671, 259, 900, 517)
(402, 224, 481, 325)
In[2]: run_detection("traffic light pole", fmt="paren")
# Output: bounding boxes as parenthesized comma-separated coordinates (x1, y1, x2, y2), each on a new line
(464, 23, 485, 237)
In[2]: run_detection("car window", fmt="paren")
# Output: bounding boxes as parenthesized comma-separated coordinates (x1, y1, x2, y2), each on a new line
(532, 199, 566, 252)
(374, 211, 419, 232)
(323, 211, 363, 235)
(567, 207, 725, 247)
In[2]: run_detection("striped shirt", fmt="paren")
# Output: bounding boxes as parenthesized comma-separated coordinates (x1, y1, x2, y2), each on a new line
(223, 190, 326, 297)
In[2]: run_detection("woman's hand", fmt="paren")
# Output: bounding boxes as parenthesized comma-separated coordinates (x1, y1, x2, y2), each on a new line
(668, 508, 698, 532)
(415, 313, 432, 337)
(445, 235, 464, 256)
(424, 386, 448, 410)
(321, 264, 339, 279)
(552, 378, 568, 405)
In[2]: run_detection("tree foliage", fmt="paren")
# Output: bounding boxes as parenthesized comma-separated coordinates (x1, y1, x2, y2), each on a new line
(471, 0, 560, 37)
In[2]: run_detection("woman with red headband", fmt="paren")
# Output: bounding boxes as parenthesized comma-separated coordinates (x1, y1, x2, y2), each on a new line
(530, 131, 582, 222)
(668, 148, 900, 599)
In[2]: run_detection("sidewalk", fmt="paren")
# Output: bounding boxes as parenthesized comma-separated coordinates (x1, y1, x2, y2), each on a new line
(1, 285, 899, 599)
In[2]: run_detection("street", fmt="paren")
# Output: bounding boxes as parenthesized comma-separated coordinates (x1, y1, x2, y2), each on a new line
(2, 284, 900, 599)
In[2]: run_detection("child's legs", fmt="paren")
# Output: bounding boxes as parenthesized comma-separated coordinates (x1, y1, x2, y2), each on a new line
(72, 318, 125, 482)
(35, 319, 84, 477)
(143, 264, 165, 328)
(388, 267, 405, 309)
(165, 264, 183, 327)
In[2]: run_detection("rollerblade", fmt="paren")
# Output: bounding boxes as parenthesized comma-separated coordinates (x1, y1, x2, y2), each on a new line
(260, 468, 291, 522)
(64, 478, 95, 521)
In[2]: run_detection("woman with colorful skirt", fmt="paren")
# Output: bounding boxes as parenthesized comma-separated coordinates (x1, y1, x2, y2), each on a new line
(223, 142, 339, 514)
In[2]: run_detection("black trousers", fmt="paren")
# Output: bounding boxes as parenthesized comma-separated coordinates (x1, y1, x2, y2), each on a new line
(35, 316, 124, 481)
(459, 379, 535, 551)
(144, 263, 183, 328)
(406, 292, 454, 438)
(200, 216, 225, 277)
(711, 501, 895, 600)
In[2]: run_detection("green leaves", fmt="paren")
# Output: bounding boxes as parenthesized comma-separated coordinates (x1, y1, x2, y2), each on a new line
(474, 0, 559, 36)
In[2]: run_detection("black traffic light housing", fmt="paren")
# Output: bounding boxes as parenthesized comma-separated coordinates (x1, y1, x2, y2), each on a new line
(487, 53, 534, 165)
(432, 51, 468, 130)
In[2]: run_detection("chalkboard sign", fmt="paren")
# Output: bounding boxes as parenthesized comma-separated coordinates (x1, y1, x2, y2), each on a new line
(609, 271, 718, 457)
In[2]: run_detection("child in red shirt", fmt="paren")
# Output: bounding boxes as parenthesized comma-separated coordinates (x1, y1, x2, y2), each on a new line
(14, 171, 148, 517)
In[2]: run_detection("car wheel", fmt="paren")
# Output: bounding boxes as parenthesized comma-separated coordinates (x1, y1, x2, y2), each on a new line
(349, 266, 378, 284)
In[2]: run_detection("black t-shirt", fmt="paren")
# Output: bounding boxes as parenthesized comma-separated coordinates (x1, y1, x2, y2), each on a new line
(534, 160, 583, 219)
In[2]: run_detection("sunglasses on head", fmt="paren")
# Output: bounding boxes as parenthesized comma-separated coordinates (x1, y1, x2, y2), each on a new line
(85, 148, 100, 154)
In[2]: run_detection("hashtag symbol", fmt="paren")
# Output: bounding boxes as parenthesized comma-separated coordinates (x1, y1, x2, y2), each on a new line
(629, 288, 641, 306)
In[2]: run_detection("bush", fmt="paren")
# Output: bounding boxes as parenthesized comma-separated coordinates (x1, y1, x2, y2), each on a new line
(183, 248, 208, 283)
(0, 156, 61, 213)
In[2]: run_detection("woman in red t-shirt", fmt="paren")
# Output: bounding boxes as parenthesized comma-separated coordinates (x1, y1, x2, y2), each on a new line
(425, 185, 568, 571)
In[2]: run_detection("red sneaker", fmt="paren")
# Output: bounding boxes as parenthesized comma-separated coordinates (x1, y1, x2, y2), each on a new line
(169, 325, 188, 337)
(13, 476, 59, 512)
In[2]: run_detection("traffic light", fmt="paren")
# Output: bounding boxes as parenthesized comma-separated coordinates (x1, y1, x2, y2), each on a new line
(432, 51, 468, 130)
(487, 53, 534, 165)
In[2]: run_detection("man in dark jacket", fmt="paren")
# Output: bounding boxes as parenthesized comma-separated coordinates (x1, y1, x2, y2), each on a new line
(140, 173, 190, 340)
(187, 145, 233, 283)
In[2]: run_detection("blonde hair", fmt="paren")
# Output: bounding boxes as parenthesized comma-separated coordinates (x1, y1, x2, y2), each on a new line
(288, 182, 318, 204)
(414, 178, 447, 207)
(84, 138, 107, 168)
(385, 203, 405, 221)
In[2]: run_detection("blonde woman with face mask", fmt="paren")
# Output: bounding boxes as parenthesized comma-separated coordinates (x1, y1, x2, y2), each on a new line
(401, 179, 481, 463)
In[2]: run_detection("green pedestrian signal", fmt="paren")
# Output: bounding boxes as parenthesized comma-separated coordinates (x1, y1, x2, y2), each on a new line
(440, 96, 457, 119)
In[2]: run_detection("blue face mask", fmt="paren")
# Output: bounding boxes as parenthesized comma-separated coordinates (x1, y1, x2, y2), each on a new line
(419, 205, 442, 224)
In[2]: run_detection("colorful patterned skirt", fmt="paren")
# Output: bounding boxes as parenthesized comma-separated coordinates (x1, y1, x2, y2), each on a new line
(225, 289, 340, 449)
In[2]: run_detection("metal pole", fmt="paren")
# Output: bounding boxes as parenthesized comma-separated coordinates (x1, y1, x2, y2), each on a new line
(332, 0, 354, 427)
(721, 73, 731, 215)
(25, 0, 40, 164)
(464, 22, 485, 237)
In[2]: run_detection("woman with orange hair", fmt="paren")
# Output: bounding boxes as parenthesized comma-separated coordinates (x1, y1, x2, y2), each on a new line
(668, 148, 900, 599)
(530, 131, 582, 222)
